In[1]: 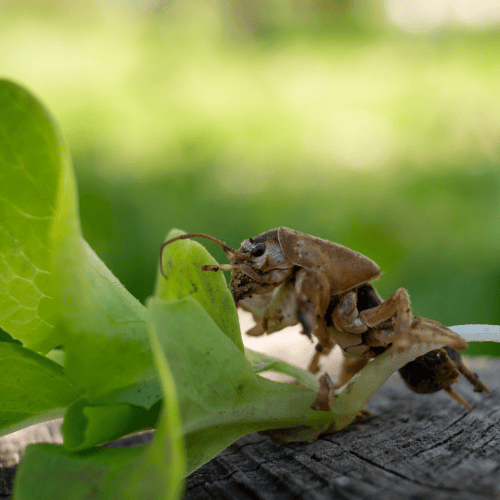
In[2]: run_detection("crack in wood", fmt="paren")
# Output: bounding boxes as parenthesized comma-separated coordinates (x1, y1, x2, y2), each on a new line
(444, 411, 469, 430)
(348, 450, 464, 492)
(409, 428, 465, 457)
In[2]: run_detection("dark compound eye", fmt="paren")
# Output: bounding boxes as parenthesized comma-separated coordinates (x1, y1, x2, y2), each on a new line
(252, 243, 266, 257)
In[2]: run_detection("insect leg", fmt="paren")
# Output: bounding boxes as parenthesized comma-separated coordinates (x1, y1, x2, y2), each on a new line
(294, 268, 334, 372)
(308, 333, 335, 374)
(295, 268, 330, 338)
(359, 288, 413, 352)
(238, 282, 300, 336)
(245, 322, 267, 337)
(444, 387, 473, 410)
(237, 293, 273, 337)
(332, 290, 369, 334)
(408, 317, 467, 351)
(446, 347, 491, 393)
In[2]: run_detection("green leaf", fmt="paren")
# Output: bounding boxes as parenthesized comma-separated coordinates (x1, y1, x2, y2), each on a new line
(123, 296, 186, 500)
(13, 445, 144, 500)
(156, 229, 243, 352)
(0, 342, 78, 436)
(148, 297, 257, 420)
(0, 79, 71, 353)
(0, 82, 163, 453)
(61, 398, 160, 451)
(0, 327, 21, 345)
(45, 347, 64, 366)
(53, 239, 159, 409)
(52, 238, 165, 449)
(12, 296, 186, 500)
(0, 82, 159, 452)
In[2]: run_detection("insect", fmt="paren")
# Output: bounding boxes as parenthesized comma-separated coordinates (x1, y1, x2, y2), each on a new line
(159, 228, 490, 409)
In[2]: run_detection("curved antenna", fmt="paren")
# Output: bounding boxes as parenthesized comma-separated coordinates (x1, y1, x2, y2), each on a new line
(158, 233, 245, 280)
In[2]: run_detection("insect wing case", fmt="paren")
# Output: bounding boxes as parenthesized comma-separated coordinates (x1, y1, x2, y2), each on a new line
(277, 228, 381, 295)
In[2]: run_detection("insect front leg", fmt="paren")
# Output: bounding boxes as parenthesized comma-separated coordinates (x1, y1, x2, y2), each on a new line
(294, 268, 335, 373)
(237, 293, 273, 336)
(238, 281, 299, 336)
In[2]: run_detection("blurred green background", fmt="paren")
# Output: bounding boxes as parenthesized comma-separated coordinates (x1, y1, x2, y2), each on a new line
(2, 0, 500, 328)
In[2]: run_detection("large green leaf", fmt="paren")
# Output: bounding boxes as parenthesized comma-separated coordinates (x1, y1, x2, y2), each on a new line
(54, 240, 158, 408)
(0, 342, 78, 436)
(0, 81, 165, 457)
(49, 112, 159, 407)
(0, 80, 162, 449)
(53, 228, 165, 449)
(13, 300, 186, 500)
(0, 79, 70, 353)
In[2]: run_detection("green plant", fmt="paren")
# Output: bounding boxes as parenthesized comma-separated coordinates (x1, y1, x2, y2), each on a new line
(0, 79, 497, 500)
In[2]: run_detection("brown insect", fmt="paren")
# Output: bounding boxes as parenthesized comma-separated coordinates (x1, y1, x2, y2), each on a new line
(159, 228, 490, 409)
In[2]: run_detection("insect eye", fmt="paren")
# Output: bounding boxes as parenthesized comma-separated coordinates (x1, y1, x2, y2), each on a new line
(252, 243, 266, 257)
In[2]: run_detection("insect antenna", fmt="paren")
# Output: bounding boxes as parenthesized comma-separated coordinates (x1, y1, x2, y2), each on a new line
(159, 233, 246, 280)
(201, 264, 240, 272)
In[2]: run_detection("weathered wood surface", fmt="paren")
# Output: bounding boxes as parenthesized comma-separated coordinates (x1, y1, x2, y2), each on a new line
(0, 360, 498, 499)
(185, 359, 500, 500)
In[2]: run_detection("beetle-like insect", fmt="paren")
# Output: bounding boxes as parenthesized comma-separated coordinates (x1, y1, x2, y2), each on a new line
(159, 228, 490, 408)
